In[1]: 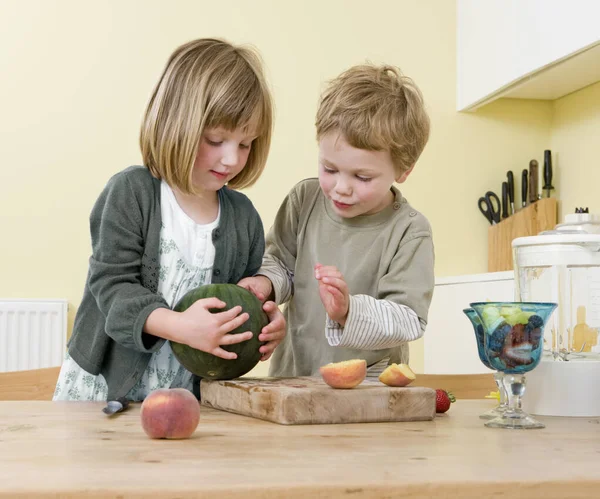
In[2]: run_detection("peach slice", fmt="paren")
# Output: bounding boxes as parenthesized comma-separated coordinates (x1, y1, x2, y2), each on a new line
(140, 388, 200, 439)
(319, 359, 367, 389)
(378, 363, 416, 387)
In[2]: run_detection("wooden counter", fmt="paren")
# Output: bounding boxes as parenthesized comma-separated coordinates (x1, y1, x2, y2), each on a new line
(0, 400, 598, 498)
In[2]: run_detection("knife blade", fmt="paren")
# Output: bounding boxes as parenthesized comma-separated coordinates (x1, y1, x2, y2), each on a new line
(529, 159, 539, 204)
(501, 181, 509, 219)
(102, 397, 130, 416)
(543, 149, 554, 198)
(521, 169, 528, 208)
(506, 170, 515, 215)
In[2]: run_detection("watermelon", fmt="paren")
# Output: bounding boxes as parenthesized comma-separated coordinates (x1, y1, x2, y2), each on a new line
(170, 283, 268, 380)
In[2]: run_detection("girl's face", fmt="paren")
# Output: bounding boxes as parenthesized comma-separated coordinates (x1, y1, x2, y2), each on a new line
(192, 126, 257, 192)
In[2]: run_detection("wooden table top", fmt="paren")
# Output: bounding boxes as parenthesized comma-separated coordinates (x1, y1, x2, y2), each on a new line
(0, 400, 599, 498)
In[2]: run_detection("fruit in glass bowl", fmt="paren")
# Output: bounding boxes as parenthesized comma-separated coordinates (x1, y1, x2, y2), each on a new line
(479, 304, 545, 373)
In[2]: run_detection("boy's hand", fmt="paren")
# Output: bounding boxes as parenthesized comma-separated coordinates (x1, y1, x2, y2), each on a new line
(258, 301, 286, 361)
(314, 263, 350, 326)
(237, 275, 273, 303)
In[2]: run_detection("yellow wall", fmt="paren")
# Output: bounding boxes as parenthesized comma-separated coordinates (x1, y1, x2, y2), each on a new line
(2, 0, 594, 375)
(551, 81, 600, 219)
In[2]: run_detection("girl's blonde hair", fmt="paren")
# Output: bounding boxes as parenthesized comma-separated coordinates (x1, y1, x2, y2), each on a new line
(315, 64, 430, 176)
(140, 38, 273, 193)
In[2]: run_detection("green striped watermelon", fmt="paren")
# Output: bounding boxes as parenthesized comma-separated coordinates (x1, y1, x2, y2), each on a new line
(170, 283, 268, 380)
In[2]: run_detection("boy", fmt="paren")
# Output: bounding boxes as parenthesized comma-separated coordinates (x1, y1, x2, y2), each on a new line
(239, 64, 434, 377)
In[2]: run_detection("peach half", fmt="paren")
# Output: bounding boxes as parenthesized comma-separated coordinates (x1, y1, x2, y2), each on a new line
(319, 359, 367, 389)
(140, 388, 200, 439)
(378, 363, 416, 387)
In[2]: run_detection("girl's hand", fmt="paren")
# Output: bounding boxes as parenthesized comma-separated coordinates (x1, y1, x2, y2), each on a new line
(237, 275, 273, 303)
(258, 301, 286, 361)
(314, 263, 350, 326)
(177, 298, 253, 360)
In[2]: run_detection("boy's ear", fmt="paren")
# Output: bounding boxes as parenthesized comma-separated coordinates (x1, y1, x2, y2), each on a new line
(395, 165, 414, 184)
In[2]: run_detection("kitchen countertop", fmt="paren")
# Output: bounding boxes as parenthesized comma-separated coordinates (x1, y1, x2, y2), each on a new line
(0, 400, 598, 498)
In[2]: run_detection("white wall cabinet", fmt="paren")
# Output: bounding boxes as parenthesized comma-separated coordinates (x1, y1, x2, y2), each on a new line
(424, 271, 514, 374)
(457, 0, 600, 111)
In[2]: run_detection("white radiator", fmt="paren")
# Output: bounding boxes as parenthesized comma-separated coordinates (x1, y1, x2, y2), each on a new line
(0, 299, 68, 373)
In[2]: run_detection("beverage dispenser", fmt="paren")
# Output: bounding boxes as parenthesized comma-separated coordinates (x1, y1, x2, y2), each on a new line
(512, 213, 600, 417)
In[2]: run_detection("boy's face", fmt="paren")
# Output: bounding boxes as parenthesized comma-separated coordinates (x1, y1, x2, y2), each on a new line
(318, 132, 410, 218)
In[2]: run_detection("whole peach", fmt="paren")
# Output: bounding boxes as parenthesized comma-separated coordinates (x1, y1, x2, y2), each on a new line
(140, 388, 200, 439)
(320, 359, 367, 389)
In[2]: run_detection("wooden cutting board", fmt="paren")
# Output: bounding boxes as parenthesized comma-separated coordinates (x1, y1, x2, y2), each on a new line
(200, 376, 436, 425)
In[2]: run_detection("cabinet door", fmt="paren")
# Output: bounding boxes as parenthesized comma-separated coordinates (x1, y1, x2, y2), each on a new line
(457, 0, 600, 111)
(424, 273, 514, 374)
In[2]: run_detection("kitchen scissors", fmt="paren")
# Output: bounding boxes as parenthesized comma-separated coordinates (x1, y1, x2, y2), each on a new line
(478, 191, 501, 225)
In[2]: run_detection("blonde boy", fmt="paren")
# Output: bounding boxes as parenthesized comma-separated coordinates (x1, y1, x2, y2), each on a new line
(239, 64, 434, 377)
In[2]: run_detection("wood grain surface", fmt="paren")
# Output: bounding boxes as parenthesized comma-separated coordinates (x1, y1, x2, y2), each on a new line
(488, 196, 557, 272)
(200, 376, 436, 424)
(0, 400, 599, 498)
(0, 366, 60, 400)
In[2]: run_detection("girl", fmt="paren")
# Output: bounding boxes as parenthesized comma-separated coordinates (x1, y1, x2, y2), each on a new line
(54, 38, 285, 402)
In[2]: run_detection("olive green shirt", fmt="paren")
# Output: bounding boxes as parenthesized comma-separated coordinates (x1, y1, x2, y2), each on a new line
(258, 178, 435, 377)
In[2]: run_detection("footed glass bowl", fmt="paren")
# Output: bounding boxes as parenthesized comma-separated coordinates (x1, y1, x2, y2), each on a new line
(463, 308, 507, 419)
(470, 301, 557, 429)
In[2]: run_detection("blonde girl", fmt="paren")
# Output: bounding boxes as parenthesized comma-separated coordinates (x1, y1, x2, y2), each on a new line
(54, 38, 285, 401)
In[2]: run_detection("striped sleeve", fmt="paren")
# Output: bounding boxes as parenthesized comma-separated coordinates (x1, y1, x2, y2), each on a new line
(254, 185, 302, 306)
(257, 255, 294, 305)
(325, 294, 425, 349)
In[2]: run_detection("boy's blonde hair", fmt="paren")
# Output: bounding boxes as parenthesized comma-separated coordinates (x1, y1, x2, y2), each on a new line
(315, 64, 430, 175)
(140, 38, 273, 193)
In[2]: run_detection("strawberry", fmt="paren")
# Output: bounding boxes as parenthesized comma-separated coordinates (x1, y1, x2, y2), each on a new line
(435, 389, 456, 413)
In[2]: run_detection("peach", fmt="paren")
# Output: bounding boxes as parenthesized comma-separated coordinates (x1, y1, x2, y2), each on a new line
(140, 388, 200, 439)
(378, 363, 416, 387)
(319, 359, 367, 389)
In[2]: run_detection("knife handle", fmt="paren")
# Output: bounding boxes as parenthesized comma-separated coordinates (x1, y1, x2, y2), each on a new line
(501, 181, 509, 219)
(506, 170, 514, 214)
(529, 159, 539, 204)
(521, 169, 528, 208)
(543, 149, 554, 197)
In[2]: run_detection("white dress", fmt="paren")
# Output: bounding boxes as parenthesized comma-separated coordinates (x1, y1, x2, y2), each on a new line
(53, 181, 220, 401)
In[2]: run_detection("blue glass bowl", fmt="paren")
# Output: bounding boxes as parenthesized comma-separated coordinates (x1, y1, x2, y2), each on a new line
(463, 308, 492, 369)
(470, 302, 557, 374)
(464, 307, 508, 420)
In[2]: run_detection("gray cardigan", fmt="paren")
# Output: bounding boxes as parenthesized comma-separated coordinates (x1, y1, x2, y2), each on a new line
(68, 165, 265, 399)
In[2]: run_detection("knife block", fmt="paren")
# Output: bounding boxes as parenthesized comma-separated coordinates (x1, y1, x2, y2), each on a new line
(488, 197, 558, 272)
